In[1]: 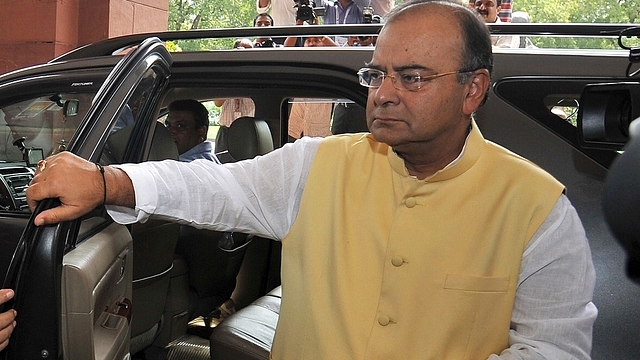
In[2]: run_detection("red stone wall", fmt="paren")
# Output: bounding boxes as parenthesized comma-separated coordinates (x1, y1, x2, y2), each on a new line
(0, 0, 168, 74)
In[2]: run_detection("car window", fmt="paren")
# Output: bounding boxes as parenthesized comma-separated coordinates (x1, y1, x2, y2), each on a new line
(286, 98, 367, 142)
(0, 93, 93, 212)
(0, 94, 92, 163)
(101, 67, 168, 165)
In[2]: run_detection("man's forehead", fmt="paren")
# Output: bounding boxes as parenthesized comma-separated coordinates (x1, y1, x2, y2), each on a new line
(167, 110, 194, 122)
(377, 10, 461, 49)
(476, 0, 497, 6)
(372, 12, 463, 71)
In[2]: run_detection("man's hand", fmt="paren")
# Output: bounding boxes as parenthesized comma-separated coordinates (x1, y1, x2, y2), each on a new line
(0, 289, 16, 351)
(26, 152, 135, 226)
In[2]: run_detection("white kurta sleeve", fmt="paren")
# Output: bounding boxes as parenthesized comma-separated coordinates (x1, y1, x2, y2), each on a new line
(107, 137, 322, 240)
(488, 195, 597, 359)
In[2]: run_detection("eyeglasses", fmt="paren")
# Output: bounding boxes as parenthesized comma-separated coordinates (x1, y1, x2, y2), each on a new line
(357, 67, 470, 92)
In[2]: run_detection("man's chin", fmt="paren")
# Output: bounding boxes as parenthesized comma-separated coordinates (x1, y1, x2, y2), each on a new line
(370, 128, 404, 147)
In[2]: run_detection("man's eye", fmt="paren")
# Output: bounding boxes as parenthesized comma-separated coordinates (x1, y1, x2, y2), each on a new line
(400, 73, 421, 84)
(368, 72, 383, 80)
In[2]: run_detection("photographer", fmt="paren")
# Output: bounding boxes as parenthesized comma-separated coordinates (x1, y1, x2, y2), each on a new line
(283, 17, 337, 47)
(346, 12, 381, 46)
(252, 13, 280, 47)
(353, 0, 394, 17)
(322, 0, 365, 46)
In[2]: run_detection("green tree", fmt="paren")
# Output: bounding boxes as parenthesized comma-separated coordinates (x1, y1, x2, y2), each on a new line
(168, 0, 257, 50)
(515, 0, 639, 49)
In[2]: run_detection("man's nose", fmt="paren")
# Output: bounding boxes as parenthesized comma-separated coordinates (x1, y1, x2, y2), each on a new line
(372, 75, 400, 105)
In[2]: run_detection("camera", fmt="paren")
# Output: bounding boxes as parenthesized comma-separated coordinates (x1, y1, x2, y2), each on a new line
(581, 25, 640, 283)
(358, 8, 380, 42)
(362, 6, 374, 24)
(577, 82, 640, 150)
(255, 39, 276, 48)
(295, 0, 316, 23)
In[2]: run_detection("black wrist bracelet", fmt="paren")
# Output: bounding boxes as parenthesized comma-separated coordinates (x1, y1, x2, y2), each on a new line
(96, 163, 106, 206)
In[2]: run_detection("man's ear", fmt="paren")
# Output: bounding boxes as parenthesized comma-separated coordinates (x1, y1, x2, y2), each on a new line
(463, 69, 491, 115)
(197, 125, 208, 141)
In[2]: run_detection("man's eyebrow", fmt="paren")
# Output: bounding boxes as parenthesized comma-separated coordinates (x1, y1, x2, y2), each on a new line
(364, 62, 434, 73)
(394, 64, 432, 73)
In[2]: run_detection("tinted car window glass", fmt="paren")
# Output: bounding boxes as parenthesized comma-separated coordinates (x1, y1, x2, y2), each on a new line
(0, 93, 93, 213)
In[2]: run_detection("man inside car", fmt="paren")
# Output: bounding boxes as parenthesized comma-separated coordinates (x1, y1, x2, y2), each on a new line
(164, 99, 219, 163)
(26, 0, 596, 358)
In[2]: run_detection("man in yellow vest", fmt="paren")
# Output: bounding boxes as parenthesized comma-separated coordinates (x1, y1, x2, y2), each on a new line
(27, 0, 596, 358)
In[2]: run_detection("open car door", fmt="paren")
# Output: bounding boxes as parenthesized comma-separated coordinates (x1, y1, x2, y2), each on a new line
(1, 37, 172, 360)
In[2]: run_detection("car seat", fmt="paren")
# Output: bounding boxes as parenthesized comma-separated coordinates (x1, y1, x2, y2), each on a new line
(108, 123, 181, 355)
(215, 116, 274, 163)
(172, 116, 274, 343)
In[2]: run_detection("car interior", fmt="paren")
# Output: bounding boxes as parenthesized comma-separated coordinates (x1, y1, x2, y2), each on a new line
(0, 24, 639, 359)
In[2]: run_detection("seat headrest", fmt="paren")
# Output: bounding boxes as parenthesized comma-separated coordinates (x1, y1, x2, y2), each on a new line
(105, 122, 178, 163)
(149, 121, 179, 161)
(227, 117, 274, 161)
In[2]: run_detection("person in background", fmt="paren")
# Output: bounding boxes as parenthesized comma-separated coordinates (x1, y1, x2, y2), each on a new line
(511, 11, 537, 48)
(252, 13, 280, 47)
(214, 40, 257, 130)
(285, 34, 336, 140)
(257, 0, 296, 27)
(353, 0, 394, 17)
(165, 99, 219, 163)
(497, 0, 512, 21)
(283, 18, 337, 47)
(254, 12, 275, 27)
(321, 0, 364, 46)
(474, 0, 520, 48)
(214, 98, 256, 128)
(26, 0, 596, 358)
(232, 38, 254, 49)
(469, 0, 511, 21)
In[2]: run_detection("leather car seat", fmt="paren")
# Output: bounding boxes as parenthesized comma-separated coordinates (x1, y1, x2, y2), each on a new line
(209, 286, 281, 360)
(206, 118, 279, 359)
(125, 123, 181, 355)
(215, 116, 274, 163)
(175, 116, 274, 327)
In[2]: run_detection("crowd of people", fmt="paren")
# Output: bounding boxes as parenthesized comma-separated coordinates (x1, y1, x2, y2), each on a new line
(252, 0, 528, 48)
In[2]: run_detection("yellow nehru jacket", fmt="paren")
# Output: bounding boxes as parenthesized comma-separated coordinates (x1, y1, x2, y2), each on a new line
(272, 121, 564, 359)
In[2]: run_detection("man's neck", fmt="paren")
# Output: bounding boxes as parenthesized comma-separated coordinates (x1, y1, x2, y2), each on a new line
(395, 123, 471, 180)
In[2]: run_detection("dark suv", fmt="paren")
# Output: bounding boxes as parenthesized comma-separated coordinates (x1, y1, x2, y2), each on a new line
(0, 24, 638, 359)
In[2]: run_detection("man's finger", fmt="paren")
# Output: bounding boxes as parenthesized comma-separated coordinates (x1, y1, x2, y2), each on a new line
(0, 290, 14, 305)
(34, 206, 79, 226)
(0, 338, 10, 351)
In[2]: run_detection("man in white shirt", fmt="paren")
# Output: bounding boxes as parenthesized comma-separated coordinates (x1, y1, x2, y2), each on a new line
(474, 0, 520, 48)
(257, 0, 296, 26)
